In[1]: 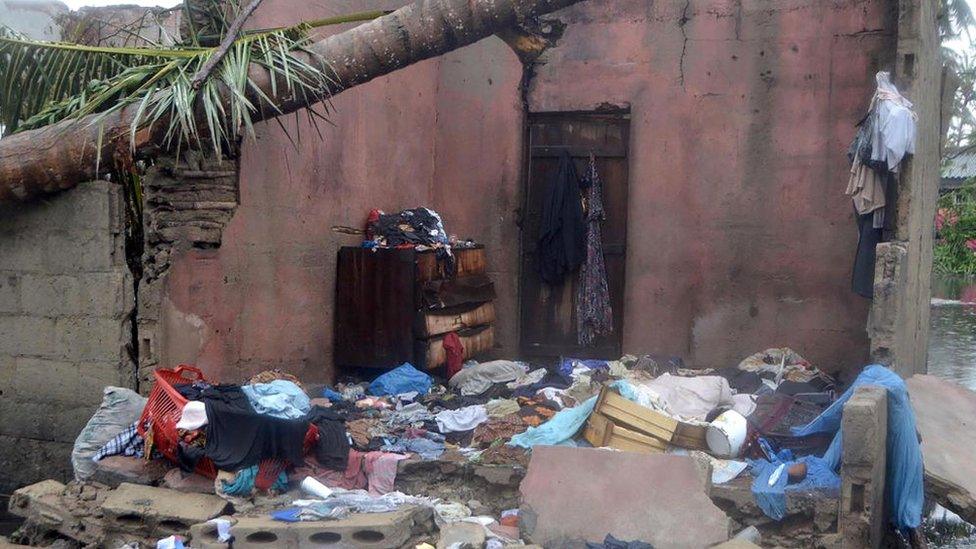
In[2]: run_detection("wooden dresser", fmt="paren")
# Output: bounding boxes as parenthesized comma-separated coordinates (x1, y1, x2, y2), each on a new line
(334, 246, 496, 370)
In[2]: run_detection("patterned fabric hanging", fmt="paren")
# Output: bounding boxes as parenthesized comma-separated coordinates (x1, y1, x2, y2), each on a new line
(576, 153, 613, 346)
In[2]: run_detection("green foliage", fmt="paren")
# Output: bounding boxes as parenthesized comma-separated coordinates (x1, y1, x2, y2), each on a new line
(0, 9, 386, 157)
(934, 180, 976, 275)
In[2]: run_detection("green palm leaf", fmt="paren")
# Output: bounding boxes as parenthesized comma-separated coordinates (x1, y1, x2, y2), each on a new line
(0, 9, 384, 156)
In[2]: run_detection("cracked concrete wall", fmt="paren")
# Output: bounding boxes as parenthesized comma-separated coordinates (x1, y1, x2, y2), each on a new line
(155, 0, 913, 380)
(527, 0, 900, 371)
(0, 182, 135, 496)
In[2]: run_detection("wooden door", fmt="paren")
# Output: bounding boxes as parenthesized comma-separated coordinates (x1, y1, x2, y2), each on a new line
(518, 111, 630, 359)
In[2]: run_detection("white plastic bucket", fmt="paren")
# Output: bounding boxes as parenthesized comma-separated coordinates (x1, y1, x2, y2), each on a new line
(706, 410, 748, 458)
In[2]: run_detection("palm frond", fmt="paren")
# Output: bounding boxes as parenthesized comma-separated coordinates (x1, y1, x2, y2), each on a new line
(0, 8, 380, 155)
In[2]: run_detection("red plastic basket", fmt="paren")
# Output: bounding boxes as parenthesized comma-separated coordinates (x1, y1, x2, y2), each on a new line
(138, 365, 218, 478)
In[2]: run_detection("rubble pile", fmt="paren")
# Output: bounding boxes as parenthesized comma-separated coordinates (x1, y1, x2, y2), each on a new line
(5, 349, 954, 548)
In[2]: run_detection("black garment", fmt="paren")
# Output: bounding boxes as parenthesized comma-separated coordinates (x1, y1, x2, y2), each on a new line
(538, 151, 586, 285)
(306, 406, 349, 471)
(175, 383, 249, 407)
(202, 389, 307, 471)
(714, 368, 763, 394)
(512, 370, 573, 399)
(853, 210, 882, 298)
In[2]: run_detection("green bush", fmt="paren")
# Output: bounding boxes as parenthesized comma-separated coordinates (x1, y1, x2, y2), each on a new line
(934, 179, 976, 275)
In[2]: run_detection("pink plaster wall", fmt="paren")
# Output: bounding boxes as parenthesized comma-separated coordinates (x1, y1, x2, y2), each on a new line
(157, 0, 895, 382)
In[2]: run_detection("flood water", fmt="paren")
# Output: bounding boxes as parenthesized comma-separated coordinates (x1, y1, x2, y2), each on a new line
(928, 275, 976, 391)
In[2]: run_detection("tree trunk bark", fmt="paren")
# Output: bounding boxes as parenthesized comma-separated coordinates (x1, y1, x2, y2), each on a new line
(0, 0, 583, 203)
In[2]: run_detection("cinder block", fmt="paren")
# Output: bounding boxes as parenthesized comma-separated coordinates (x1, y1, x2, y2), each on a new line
(43, 229, 124, 273)
(19, 271, 131, 319)
(228, 505, 433, 549)
(5, 357, 124, 407)
(0, 272, 21, 314)
(54, 316, 128, 362)
(840, 385, 888, 549)
(0, 316, 58, 357)
(102, 483, 230, 538)
(841, 386, 887, 466)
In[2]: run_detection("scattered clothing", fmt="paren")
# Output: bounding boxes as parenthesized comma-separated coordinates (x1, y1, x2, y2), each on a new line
(506, 368, 546, 390)
(443, 332, 465, 380)
(508, 396, 597, 449)
(248, 369, 305, 391)
(853, 209, 882, 298)
(623, 374, 737, 422)
(435, 405, 489, 433)
(241, 380, 311, 420)
(473, 415, 528, 448)
(368, 363, 433, 397)
(198, 385, 307, 471)
(307, 406, 349, 471)
(92, 422, 143, 462)
(576, 153, 614, 346)
(516, 396, 561, 427)
(221, 464, 288, 496)
(559, 357, 610, 377)
(538, 150, 586, 284)
(448, 360, 527, 396)
(485, 398, 520, 417)
(381, 430, 445, 460)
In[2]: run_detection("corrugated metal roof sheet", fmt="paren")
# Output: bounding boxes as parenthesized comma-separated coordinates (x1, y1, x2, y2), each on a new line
(942, 150, 976, 180)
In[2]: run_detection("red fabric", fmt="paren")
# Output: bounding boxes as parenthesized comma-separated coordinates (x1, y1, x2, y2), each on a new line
(365, 209, 382, 239)
(443, 332, 464, 379)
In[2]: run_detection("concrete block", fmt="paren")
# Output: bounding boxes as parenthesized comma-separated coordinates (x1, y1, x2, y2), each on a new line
(0, 316, 58, 357)
(54, 316, 128, 362)
(841, 386, 887, 466)
(0, 398, 98, 441)
(437, 522, 486, 549)
(101, 483, 230, 536)
(42, 229, 123, 273)
(19, 271, 131, 319)
(908, 375, 976, 524)
(519, 447, 730, 548)
(7, 357, 123, 407)
(0, 273, 21, 314)
(91, 456, 171, 488)
(226, 505, 434, 549)
(839, 386, 887, 549)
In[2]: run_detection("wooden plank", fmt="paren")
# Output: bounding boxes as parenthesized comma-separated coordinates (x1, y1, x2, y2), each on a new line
(415, 325, 494, 370)
(585, 412, 667, 454)
(594, 387, 679, 442)
(584, 412, 614, 447)
(416, 302, 496, 338)
(673, 423, 709, 451)
(415, 247, 486, 282)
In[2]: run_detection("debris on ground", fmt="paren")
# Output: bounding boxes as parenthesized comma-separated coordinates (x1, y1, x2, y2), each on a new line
(6, 344, 950, 548)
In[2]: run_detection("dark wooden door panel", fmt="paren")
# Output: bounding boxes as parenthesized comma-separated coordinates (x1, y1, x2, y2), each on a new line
(519, 112, 630, 359)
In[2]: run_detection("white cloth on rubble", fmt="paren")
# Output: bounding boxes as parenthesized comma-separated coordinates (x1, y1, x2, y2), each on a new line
(449, 360, 528, 396)
(435, 405, 489, 433)
(632, 374, 736, 423)
(506, 367, 546, 389)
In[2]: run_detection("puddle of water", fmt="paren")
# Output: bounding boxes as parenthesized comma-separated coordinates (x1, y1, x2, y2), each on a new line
(928, 275, 976, 392)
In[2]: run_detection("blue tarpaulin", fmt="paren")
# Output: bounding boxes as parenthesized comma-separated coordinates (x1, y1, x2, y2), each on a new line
(791, 364, 924, 531)
(367, 363, 433, 397)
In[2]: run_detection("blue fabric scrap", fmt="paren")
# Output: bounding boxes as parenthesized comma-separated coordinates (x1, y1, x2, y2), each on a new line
(368, 363, 433, 396)
(241, 380, 311, 420)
